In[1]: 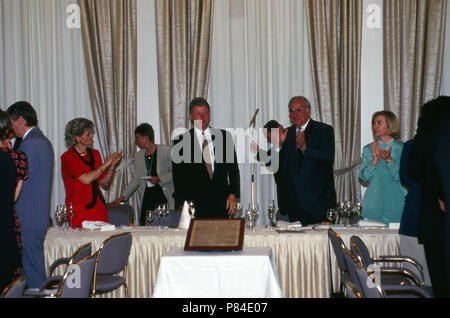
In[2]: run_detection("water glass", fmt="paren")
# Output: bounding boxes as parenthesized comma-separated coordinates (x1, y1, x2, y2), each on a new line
(234, 202, 243, 218)
(55, 205, 65, 229)
(327, 209, 337, 225)
(266, 200, 275, 228)
(245, 209, 256, 231)
(158, 204, 169, 229)
(145, 210, 155, 226)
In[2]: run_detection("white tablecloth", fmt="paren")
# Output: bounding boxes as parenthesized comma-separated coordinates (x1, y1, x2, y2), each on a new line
(44, 226, 400, 298)
(152, 247, 283, 298)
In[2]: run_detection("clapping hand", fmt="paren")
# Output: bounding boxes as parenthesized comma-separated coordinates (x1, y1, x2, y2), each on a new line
(250, 141, 259, 153)
(278, 127, 288, 148)
(105, 152, 123, 170)
(379, 147, 392, 164)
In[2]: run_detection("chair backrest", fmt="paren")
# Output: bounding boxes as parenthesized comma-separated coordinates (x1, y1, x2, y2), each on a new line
(1, 276, 26, 298)
(107, 204, 135, 226)
(344, 281, 363, 298)
(350, 235, 372, 268)
(327, 229, 348, 274)
(71, 242, 92, 264)
(343, 248, 384, 298)
(95, 232, 132, 275)
(58, 255, 96, 298)
(149, 210, 182, 227)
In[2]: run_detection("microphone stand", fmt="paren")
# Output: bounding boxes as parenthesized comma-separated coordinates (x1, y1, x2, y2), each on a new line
(249, 109, 259, 209)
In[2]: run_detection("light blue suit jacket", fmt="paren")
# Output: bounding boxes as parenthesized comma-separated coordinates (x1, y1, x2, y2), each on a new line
(17, 127, 54, 231)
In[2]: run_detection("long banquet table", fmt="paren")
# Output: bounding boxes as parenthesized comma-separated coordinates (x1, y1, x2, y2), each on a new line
(44, 226, 400, 298)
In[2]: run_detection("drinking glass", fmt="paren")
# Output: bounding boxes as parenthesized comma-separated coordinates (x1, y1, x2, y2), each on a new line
(55, 205, 65, 229)
(245, 208, 256, 231)
(145, 210, 155, 226)
(158, 204, 169, 229)
(67, 203, 75, 228)
(234, 202, 243, 218)
(188, 201, 196, 218)
(327, 209, 337, 225)
(62, 205, 68, 230)
(266, 200, 275, 229)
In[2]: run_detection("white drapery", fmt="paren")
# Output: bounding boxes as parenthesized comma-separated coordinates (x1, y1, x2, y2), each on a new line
(208, 0, 315, 223)
(2, 0, 450, 226)
(0, 0, 92, 219)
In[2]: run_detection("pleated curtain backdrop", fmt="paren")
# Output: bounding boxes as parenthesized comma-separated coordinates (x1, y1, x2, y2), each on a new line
(78, 0, 138, 206)
(154, 0, 214, 145)
(383, 0, 448, 141)
(305, 0, 363, 202)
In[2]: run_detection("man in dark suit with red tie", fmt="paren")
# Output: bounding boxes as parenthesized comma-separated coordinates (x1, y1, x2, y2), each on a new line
(172, 97, 240, 218)
(278, 96, 337, 226)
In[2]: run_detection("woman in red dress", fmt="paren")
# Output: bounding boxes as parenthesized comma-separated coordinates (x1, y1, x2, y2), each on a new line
(61, 118, 122, 228)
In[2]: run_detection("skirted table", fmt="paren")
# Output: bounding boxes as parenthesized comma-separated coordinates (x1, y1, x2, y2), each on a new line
(43, 226, 399, 298)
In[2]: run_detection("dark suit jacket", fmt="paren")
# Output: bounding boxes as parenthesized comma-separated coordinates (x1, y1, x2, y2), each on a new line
(0, 151, 20, 267)
(172, 128, 240, 218)
(399, 140, 422, 237)
(16, 127, 54, 231)
(279, 119, 337, 225)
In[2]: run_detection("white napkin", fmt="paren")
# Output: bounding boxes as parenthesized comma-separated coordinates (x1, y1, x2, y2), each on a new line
(389, 222, 400, 230)
(276, 220, 302, 228)
(358, 219, 386, 227)
(177, 201, 191, 229)
(82, 221, 116, 231)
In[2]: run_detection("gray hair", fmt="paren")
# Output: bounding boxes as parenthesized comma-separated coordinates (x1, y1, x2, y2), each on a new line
(288, 96, 311, 111)
(65, 118, 94, 148)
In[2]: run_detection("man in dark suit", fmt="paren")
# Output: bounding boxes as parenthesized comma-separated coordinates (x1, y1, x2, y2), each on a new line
(7, 101, 54, 288)
(408, 96, 450, 297)
(172, 97, 240, 218)
(278, 96, 337, 226)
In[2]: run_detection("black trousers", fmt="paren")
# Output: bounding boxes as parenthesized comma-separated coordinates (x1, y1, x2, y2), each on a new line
(140, 185, 167, 225)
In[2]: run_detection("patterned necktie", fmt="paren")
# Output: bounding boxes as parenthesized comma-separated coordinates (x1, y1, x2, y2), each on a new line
(202, 132, 213, 179)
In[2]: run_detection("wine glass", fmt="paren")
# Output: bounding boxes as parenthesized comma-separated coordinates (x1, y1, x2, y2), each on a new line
(145, 210, 155, 226)
(158, 204, 169, 229)
(266, 200, 275, 229)
(62, 205, 68, 230)
(67, 203, 75, 228)
(234, 201, 243, 218)
(245, 208, 255, 231)
(55, 205, 65, 229)
(188, 201, 196, 218)
(327, 209, 337, 225)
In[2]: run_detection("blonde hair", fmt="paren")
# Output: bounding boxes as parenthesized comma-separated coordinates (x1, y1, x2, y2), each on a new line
(371, 110, 400, 139)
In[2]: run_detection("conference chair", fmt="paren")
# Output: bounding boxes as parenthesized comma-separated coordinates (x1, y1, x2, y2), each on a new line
(342, 249, 432, 298)
(1, 276, 27, 298)
(107, 203, 135, 226)
(48, 242, 92, 277)
(344, 280, 363, 298)
(327, 229, 351, 296)
(149, 210, 182, 227)
(350, 235, 425, 287)
(91, 232, 132, 298)
(25, 255, 96, 298)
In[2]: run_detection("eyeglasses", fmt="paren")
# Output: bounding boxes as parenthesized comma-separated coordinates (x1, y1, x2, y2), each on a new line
(289, 108, 306, 114)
